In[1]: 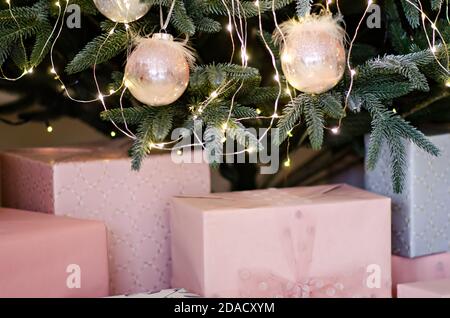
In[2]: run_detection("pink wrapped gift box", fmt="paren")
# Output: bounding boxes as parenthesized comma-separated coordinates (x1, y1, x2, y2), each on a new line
(397, 279, 450, 298)
(0, 208, 109, 298)
(392, 253, 450, 296)
(1, 144, 211, 295)
(171, 184, 392, 298)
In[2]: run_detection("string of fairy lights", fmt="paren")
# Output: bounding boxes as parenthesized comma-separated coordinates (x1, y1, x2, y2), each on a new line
(1, 0, 449, 168)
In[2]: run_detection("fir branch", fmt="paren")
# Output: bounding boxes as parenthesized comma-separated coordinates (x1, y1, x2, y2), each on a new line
(200, 102, 229, 126)
(318, 92, 344, 119)
(0, 22, 39, 45)
(0, 0, 48, 38)
(258, 31, 279, 57)
(100, 106, 156, 125)
(30, 19, 53, 66)
(65, 28, 128, 74)
(363, 94, 439, 192)
(194, 16, 222, 33)
(130, 117, 154, 171)
(203, 0, 296, 18)
(0, 43, 12, 65)
(303, 97, 324, 150)
(227, 121, 261, 150)
(70, 0, 100, 15)
(366, 114, 386, 170)
(152, 106, 174, 141)
(240, 87, 284, 105)
(361, 56, 429, 91)
(354, 77, 415, 100)
(296, 0, 312, 17)
(431, 0, 444, 10)
(386, 132, 407, 193)
(189, 63, 260, 96)
(0, 2, 39, 22)
(276, 94, 311, 145)
(400, 0, 420, 29)
(232, 105, 258, 118)
(364, 94, 439, 156)
(101, 105, 175, 141)
(10, 43, 27, 70)
(385, 0, 413, 54)
(204, 125, 224, 165)
(172, 0, 196, 35)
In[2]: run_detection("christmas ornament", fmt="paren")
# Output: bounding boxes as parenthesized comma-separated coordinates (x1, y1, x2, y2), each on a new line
(275, 14, 346, 94)
(93, 0, 151, 23)
(124, 33, 194, 106)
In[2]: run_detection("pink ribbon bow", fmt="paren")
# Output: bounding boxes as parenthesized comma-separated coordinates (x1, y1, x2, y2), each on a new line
(237, 208, 367, 298)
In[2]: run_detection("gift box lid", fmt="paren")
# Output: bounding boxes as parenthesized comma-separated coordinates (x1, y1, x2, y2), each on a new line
(0, 208, 106, 238)
(0, 208, 110, 298)
(173, 184, 390, 211)
(0, 140, 172, 165)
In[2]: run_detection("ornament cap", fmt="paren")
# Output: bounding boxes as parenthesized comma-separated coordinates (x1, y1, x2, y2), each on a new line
(152, 33, 174, 42)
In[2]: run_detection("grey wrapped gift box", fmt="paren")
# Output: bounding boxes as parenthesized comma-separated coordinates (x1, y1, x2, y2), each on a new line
(365, 132, 450, 258)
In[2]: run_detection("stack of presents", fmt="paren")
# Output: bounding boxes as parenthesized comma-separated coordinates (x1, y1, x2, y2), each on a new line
(0, 131, 449, 298)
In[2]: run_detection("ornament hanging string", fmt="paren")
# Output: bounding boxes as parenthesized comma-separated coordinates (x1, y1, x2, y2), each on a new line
(160, 0, 177, 32)
(224, 0, 247, 136)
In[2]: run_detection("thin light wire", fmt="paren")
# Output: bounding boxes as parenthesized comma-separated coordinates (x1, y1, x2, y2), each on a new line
(0, 0, 62, 81)
(341, 1, 373, 128)
(256, 0, 284, 142)
(405, 0, 449, 74)
(220, 0, 236, 63)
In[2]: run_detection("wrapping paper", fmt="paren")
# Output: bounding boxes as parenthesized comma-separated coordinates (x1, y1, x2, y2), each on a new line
(171, 184, 392, 298)
(365, 133, 450, 258)
(1, 144, 211, 295)
(0, 208, 109, 298)
(109, 288, 200, 298)
(397, 279, 450, 298)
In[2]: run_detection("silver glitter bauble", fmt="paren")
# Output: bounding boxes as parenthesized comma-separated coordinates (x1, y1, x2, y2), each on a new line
(125, 33, 192, 106)
(93, 0, 151, 23)
(276, 15, 346, 94)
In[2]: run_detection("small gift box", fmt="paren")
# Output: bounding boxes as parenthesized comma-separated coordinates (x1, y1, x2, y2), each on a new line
(170, 184, 392, 298)
(0, 143, 211, 295)
(109, 288, 200, 298)
(392, 253, 450, 296)
(365, 132, 450, 258)
(0, 208, 109, 298)
(397, 279, 450, 298)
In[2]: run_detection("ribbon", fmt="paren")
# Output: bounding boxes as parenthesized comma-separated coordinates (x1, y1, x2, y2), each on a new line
(175, 184, 375, 211)
(191, 185, 375, 298)
(237, 213, 368, 298)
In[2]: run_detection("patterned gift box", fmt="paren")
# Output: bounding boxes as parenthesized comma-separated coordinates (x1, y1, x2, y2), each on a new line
(0, 144, 210, 295)
(170, 184, 392, 298)
(392, 253, 450, 296)
(0, 208, 109, 298)
(397, 279, 450, 298)
(109, 288, 200, 298)
(365, 132, 450, 258)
